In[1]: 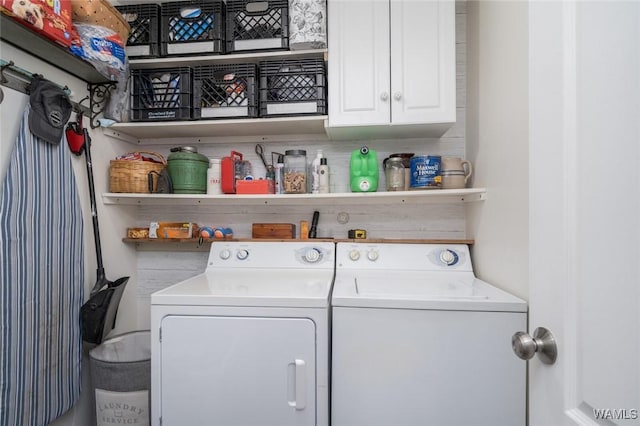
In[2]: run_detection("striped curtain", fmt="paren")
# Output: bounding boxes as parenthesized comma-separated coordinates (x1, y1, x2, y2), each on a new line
(0, 105, 84, 425)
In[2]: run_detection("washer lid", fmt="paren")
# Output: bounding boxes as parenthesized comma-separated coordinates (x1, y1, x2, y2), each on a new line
(152, 268, 334, 308)
(332, 271, 527, 312)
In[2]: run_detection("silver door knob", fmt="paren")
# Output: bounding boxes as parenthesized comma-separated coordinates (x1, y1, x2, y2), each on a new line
(512, 327, 557, 365)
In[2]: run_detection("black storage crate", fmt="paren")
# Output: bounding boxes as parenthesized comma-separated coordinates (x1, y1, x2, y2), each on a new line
(116, 4, 161, 58)
(226, 0, 289, 53)
(131, 67, 193, 121)
(161, 0, 225, 56)
(193, 63, 258, 119)
(259, 58, 326, 117)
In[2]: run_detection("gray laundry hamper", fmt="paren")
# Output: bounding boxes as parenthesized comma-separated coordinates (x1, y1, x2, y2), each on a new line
(90, 330, 151, 426)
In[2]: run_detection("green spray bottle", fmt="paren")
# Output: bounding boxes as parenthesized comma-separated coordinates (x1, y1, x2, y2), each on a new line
(350, 146, 379, 192)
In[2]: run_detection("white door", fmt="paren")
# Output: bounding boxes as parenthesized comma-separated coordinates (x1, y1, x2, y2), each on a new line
(327, 0, 390, 127)
(159, 315, 316, 426)
(528, 1, 640, 424)
(390, 0, 456, 125)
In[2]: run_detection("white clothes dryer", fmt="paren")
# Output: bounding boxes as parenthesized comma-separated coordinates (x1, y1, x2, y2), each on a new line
(150, 241, 335, 426)
(331, 243, 527, 426)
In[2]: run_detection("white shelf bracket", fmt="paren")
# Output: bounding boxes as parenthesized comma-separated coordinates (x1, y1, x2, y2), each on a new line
(102, 127, 140, 145)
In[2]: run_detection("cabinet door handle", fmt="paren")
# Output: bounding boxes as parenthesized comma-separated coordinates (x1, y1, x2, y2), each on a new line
(393, 92, 402, 101)
(380, 92, 389, 101)
(287, 359, 306, 410)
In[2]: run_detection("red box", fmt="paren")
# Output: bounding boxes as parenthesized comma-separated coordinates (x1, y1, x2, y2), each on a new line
(236, 180, 275, 195)
(221, 150, 243, 194)
(1, 0, 73, 47)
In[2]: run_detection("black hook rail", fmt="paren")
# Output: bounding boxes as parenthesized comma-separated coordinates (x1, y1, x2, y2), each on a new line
(0, 58, 118, 128)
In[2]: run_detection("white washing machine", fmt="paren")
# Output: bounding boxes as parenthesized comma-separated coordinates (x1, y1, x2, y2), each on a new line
(150, 241, 335, 426)
(331, 243, 527, 426)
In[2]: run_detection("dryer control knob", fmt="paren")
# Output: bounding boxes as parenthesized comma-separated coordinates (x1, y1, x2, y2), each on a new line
(367, 250, 379, 261)
(439, 249, 458, 266)
(349, 249, 361, 261)
(219, 249, 231, 260)
(304, 248, 321, 263)
(236, 249, 249, 260)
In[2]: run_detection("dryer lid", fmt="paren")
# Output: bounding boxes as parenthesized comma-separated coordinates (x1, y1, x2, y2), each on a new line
(152, 268, 335, 308)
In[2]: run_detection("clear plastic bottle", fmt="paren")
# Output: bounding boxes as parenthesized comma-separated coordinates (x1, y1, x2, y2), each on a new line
(311, 149, 324, 194)
(274, 154, 285, 194)
(284, 150, 307, 193)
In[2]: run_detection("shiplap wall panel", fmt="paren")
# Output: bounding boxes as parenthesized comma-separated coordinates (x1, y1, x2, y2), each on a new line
(134, 2, 468, 317)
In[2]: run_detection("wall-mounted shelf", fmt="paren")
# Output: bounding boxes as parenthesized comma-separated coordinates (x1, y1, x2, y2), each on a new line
(129, 49, 327, 69)
(0, 14, 110, 84)
(102, 188, 487, 206)
(104, 115, 329, 144)
(104, 48, 329, 143)
(123, 237, 476, 245)
(122, 237, 476, 252)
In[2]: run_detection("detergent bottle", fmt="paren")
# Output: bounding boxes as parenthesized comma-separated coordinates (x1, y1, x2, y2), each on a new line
(350, 146, 379, 192)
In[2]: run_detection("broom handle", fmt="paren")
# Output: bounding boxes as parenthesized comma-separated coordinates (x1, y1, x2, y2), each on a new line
(83, 128, 106, 289)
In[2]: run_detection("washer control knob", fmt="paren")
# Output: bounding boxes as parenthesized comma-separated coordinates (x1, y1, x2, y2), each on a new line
(304, 248, 321, 263)
(367, 250, 379, 261)
(219, 249, 231, 260)
(236, 249, 249, 260)
(349, 249, 361, 261)
(439, 249, 458, 266)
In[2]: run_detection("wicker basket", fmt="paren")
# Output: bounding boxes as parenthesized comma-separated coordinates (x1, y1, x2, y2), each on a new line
(109, 151, 166, 194)
(72, 0, 131, 42)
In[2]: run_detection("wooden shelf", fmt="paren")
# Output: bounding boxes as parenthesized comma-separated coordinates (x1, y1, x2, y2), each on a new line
(103, 188, 487, 207)
(0, 14, 110, 84)
(123, 238, 476, 245)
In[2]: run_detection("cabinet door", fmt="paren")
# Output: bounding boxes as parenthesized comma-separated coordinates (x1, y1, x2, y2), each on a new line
(327, 0, 391, 126)
(159, 315, 316, 426)
(390, 0, 456, 125)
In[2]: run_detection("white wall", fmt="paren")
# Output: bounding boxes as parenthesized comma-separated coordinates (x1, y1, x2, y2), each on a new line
(466, 0, 529, 300)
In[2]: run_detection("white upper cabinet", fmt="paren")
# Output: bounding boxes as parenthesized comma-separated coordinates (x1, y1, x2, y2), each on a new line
(326, 0, 456, 139)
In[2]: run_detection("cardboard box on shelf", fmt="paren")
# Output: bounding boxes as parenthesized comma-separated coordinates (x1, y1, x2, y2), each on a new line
(127, 227, 149, 239)
(252, 223, 296, 239)
(1, 0, 74, 47)
(149, 222, 197, 239)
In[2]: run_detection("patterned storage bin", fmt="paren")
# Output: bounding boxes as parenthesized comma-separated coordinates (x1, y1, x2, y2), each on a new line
(289, 0, 327, 50)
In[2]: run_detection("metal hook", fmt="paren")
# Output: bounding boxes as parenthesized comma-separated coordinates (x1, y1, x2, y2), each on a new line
(78, 96, 90, 107)
(0, 60, 14, 84)
(76, 109, 84, 131)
